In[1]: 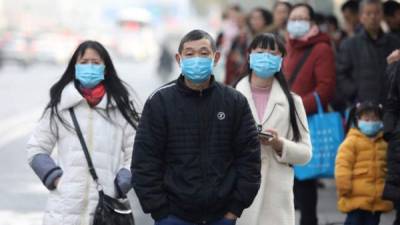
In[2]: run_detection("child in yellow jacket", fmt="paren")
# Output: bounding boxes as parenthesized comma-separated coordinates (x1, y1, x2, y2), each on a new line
(335, 102, 393, 225)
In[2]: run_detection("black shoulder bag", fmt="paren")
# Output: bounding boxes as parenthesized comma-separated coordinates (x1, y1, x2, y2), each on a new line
(288, 46, 314, 87)
(69, 108, 135, 225)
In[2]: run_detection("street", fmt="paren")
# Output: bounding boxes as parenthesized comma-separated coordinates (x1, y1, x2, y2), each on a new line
(0, 61, 396, 225)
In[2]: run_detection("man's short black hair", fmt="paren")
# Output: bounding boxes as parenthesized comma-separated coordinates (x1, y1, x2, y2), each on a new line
(359, 0, 382, 12)
(314, 13, 326, 25)
(178, 30, 217, 53)
(341, 0, 360, 14)
(384, 0, 400, 17)
(326, 15, 339, 29)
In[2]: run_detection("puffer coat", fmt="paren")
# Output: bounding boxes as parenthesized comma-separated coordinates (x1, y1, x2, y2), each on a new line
(26, 82, 135, 225)
(335, 128, 393, 213)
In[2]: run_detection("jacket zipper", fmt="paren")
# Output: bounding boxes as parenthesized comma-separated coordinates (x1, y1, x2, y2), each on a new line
(198, 91, 209, 224)
(371, 141, 377, 213)
(80, 108, 93, 225)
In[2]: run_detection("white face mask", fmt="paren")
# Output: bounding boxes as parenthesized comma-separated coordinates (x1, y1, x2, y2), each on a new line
(287, 20, 311, 38)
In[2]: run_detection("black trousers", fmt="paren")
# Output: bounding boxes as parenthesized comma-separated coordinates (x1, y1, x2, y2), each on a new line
(345, 210, 381, 225)
(294, 178, 318, 225)
(394, 201, 400, 225)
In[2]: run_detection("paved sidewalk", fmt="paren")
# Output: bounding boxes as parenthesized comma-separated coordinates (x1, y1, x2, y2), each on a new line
(295, 179, 396, 225)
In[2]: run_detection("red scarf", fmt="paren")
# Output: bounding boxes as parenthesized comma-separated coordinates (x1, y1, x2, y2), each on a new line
(79, 83, 106, 107)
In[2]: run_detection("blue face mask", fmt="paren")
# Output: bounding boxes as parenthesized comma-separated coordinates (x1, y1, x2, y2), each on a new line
(180, 57, 213, 84)
(249, 52, 282, 78)
(358, 120, 383, 137)
(75, 64, 105, 88)
(287, 20, 311, 38)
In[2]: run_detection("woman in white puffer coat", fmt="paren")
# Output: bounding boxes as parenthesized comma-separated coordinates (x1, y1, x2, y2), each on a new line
(26, 40, 139, 225)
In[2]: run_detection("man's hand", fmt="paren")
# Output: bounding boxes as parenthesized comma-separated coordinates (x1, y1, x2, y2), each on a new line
(224, 212, 238, 220)
(387, 49, 400, 64)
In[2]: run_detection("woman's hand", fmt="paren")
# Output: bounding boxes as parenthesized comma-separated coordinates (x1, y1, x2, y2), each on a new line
(260, 129, 283, 156)
(54, 177, 60, 188)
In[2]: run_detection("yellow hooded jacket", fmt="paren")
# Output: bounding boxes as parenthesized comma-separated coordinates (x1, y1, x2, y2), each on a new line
(335, 128, 393, 213)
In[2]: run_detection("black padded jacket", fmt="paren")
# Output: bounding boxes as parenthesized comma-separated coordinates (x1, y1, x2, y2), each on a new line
(132, 76, 261, 224)
(383, 61, 400, 201)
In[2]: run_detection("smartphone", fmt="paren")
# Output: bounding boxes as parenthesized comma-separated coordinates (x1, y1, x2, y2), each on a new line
(259, 132, 273, 139)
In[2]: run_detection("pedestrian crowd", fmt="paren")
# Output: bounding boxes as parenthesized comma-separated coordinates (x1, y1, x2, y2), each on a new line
(25, 0, 400, 225)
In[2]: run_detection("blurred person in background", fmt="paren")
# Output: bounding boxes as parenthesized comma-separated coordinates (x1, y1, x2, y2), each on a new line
(216, 5, 242, 57)
(383, 0, 400, 39)
(224, 13, 249, 85)
(157, 43, 175, 80)
(271, 1, 293, 40)
(283, 3, 336, 225)
(248, 7, 274, 36)
(335, 102, 393, 225)
(235, 33, 311, 225)
(383, 59, 400, 225)
(336, 0, 400, 108)
(341, 0, 363, 38)
(325, 15, 347, 52)
(26, 40, 139, 225)
(225, 8, 273, 85)
(313, 12, 327, 29)
(216, 5, 243, 83)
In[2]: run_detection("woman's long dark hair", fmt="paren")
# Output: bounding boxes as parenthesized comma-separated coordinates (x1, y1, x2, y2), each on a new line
(345, 102, 383, 134)
(238, 33, 303, 142)
(45, 40, 139, 130)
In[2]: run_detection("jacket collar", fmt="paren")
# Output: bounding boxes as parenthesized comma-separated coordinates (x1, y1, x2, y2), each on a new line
(237, 76, 287, 125)
(176, 75, 217, 97)
(360, 28, 386, 45)
(59, 82, 115, 110)
(348, 127, 384, 141)
(288, 31, 331, 49)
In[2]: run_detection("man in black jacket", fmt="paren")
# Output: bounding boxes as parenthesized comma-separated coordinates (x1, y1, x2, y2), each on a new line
(336, 0, 400, 105)
(383, 61, 400, 225)
(132, 29, 261, 225)
(383, 0, 400, 39)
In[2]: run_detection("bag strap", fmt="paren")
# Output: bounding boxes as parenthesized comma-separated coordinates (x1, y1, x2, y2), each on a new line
(69, 108, 99, 183)
(288, 46, 314, 87)
(312, 92, 324, 114)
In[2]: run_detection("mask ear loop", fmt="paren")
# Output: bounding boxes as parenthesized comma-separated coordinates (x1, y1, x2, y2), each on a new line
(277, 56, 283, 71)
(266, 52, 283, 70)
(179, 56, 183, 68)
(211, 56, 216, 67)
